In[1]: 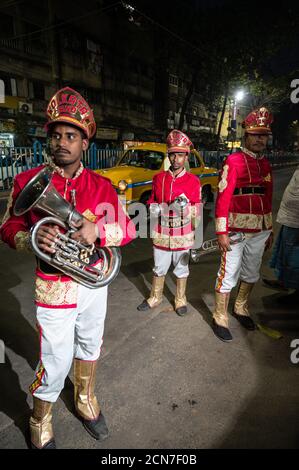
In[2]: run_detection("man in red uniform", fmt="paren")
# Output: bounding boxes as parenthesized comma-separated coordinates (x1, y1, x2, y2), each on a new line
(137, 129, 201, 316)
(212, 107, 273, 342)
(0, 87, 135, 448)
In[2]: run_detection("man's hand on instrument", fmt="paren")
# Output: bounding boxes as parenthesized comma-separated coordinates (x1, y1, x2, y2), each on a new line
(71, 217, 98, 245)
(265, 231, 274, 251)
(217, 233, 232, 253)
(36, 224, 60, 254)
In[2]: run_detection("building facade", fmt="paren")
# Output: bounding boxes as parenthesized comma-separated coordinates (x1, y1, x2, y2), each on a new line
(0, 0, 218, 150)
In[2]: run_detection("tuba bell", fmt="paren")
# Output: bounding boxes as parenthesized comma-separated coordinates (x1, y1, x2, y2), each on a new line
(190, 232, 245, 263)
(14, 167, 121, 288)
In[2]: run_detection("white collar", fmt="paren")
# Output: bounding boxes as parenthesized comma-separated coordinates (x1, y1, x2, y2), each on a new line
(241, 147, 264, 160)
(168, 167, 186, 179)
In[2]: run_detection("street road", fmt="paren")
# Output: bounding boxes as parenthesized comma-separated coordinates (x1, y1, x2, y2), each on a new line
(0, 166, 298, 449)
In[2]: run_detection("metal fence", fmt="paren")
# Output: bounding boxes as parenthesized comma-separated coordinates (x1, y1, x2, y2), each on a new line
(202, 150, 299, 169)
(1, 142, 299, 191)
(0, 142, 123, 191)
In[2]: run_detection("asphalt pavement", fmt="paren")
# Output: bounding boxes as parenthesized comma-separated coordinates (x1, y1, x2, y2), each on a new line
(0, 166, 299, 449)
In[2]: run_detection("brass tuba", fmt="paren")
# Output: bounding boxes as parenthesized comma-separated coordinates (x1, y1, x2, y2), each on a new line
(190, 232, 245, 263)
(14, 167, 121, 288)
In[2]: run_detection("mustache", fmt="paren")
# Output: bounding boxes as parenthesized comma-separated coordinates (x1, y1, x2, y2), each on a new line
(54, 148, 71, 155)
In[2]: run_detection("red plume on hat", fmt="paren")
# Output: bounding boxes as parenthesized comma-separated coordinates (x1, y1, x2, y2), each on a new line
(45, 87, 96, 139)
(242, 107, 273, 135)
(166, 129, 193, 153)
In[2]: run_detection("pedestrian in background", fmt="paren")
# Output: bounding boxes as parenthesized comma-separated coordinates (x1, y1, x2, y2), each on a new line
(263, 166, 299, 301)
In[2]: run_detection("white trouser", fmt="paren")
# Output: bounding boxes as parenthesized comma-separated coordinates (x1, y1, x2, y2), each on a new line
(153, 247, 190, 278)
(215, 230, 271, 293)
(31, 284, 108, 403)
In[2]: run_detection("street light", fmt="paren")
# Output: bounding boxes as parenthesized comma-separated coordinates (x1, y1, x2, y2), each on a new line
(235, 90, 245, 102)
(230, 89, 245, 152)
(232, 90, 245, 124)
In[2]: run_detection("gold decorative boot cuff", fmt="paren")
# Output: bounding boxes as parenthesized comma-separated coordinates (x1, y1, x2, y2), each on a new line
(147, 275, 165, 308)
(213, 291, 230, 328)
(175, 277, 188, 310)
(234, 281, 254, 316)
(30, 397, 54, 449)
(74, 359, 100, 421)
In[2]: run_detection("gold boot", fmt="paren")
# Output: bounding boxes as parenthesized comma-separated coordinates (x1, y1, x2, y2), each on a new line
(212, 291, 232, 341)
(233, 281, 256, 330)
(137, 275, 165, 311)
(74, 359, 109, 441)
(175, 277, 188, 316)
(29, 397, 55, 449)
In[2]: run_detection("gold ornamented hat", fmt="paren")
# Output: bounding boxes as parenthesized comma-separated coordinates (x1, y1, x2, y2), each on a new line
(45, 87, 96, 139)
(166, 129, 193, 153)
(242, 107, 273, 135)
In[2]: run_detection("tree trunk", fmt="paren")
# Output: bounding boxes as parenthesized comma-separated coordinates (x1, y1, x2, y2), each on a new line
(216, 84, 229, 144)
(178, 68, 199, 130)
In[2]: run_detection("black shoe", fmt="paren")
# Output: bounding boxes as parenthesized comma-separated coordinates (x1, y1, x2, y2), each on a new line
(232, 312, 256, 330)
(31, 439, 56, 449)
(176, 306, 187, 316)
(262, 278, 288, 291)
(212, 320, 233, 342)
(82, 413, 109, 441)
(137, 299, 151, 311)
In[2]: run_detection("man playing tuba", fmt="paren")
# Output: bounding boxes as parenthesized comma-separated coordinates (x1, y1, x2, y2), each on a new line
(0, 87, 135, 448)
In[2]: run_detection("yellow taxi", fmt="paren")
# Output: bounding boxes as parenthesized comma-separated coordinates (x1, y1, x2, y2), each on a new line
(95, 142, 219, 206)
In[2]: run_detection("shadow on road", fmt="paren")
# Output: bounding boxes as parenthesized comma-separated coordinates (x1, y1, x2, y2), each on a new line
(0, 262, 38, 447)
(213, 289, 299, 449)
(120, 254, 178, 308)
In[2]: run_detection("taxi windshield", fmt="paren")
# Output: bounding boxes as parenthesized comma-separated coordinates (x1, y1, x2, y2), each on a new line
(119, 150, 164, 170)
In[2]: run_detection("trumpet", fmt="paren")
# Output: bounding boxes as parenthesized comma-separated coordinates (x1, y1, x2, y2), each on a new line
(14, 167, 121, 288)
(149, 195, 189, 217)
(190, 232, 245, 263)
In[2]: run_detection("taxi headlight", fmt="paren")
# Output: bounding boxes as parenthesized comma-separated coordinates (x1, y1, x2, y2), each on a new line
(118, 180, 128, 191)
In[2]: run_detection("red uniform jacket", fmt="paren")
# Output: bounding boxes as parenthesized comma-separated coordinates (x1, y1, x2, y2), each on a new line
(148, 169, 201, 251)
(215, 148, 273, 234)
(0, 163, 136, 308)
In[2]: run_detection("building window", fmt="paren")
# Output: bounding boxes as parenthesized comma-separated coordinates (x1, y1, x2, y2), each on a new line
(22, 21, 46, 52)
(130, 101, 146, 113)
(0, 74, 18, 96)
(11, 78, 17, 96)
(0, 13, 14, 38)
(29, 81, 45, 100)
(169, 74, 178, 87)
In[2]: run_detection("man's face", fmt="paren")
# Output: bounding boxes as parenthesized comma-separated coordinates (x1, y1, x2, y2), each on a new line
(244, 133, 269, 153)
(49, 124, 89, 167)
(168, 152, 188, 171)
